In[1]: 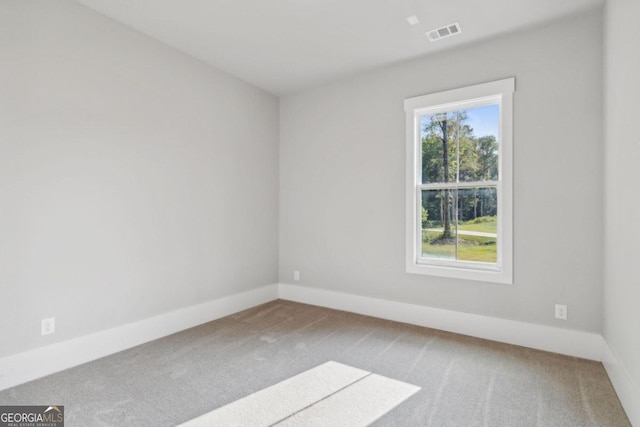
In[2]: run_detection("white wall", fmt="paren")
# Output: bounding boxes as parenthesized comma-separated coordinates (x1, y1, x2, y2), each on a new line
(280, 10, 604, 332)
(604, 0, 640, 410)
(0, 0, 279, 358)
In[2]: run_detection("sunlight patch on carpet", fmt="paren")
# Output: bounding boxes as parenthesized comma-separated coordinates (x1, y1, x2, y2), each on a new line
(179, 361, 420, 426)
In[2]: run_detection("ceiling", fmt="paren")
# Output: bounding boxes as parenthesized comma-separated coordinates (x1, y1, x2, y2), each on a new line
(74, 0, 603, 95)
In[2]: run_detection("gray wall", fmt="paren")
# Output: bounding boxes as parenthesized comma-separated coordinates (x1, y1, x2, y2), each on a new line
(279, 10, 604, 332)
(604, 0, 640, 397)
(0, 0, 279, 358)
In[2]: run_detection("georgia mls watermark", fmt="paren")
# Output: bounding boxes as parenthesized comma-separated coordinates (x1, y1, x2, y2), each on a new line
(0, 406, 64, 427)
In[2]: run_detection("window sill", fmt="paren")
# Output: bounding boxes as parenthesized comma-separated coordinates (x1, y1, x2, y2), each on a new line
(406, 261, 513, 284)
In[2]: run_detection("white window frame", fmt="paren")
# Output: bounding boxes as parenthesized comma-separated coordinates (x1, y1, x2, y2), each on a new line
(404, 78, 514, 284)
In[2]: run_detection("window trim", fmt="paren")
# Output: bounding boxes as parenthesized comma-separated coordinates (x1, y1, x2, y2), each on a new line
(404, 78, 514, 284)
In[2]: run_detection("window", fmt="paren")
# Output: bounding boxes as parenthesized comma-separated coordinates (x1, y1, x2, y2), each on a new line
(405, 78, 514, 284)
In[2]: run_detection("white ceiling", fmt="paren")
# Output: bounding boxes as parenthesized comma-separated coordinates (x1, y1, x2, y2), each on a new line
(74, 0, 603, 95)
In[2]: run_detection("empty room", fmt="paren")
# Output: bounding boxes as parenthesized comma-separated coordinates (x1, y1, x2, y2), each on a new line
(0, 0, 638, 425)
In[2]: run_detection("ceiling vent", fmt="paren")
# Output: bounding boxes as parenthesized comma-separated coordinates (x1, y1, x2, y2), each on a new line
(426, 22, 462, 42)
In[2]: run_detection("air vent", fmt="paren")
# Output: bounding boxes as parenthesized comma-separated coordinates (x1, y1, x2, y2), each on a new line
(426, 22, 462, 42)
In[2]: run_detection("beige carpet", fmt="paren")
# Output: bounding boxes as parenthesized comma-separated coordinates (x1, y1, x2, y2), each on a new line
(0, 300, 631, 426)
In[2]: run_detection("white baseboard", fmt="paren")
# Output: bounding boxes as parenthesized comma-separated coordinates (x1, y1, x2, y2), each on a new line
(278, 283, 604, 361)
(0, 284, 279, 391)
(602, 341, 640, 426)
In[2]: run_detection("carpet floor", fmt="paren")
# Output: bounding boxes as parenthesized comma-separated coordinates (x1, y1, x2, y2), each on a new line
(0, 300, 631, 426)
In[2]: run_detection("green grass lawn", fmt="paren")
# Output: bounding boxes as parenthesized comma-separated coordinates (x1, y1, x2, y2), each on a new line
(456, 219, 497, 234)
(456, 244, 497, 262)
(422, 230, 497, 263)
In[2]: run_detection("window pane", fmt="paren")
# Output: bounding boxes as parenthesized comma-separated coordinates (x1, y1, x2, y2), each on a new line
(421, 189, 457, 259)
(420, 112, 457, 184)
(461, 105, 499, 182)
(456, 187, 497, 263)
(421, 105, 499, 184)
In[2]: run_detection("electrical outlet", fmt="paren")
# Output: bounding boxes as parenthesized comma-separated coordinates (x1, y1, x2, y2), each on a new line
(293, 270, 300, 281)
(555, 304, 567, 320)
(41, 317, 55, 335)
